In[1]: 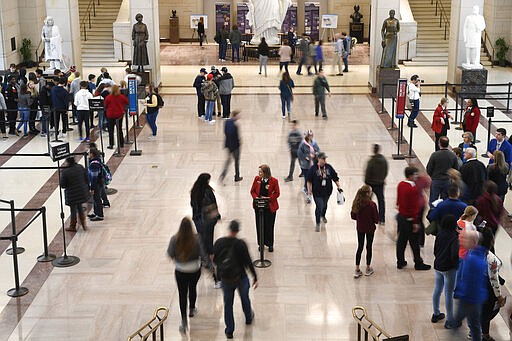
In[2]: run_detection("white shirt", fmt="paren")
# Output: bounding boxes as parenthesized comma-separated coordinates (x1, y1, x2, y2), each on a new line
(73, 89, 93, 110)
(408, 82, 420, 100)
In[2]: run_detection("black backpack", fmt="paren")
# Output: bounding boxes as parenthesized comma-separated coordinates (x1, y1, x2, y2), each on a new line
(217, 240, 242, 283)
(155, 93, 164, 108)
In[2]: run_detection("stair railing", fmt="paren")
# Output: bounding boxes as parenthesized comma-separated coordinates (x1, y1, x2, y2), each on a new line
(482, 29, 495, 68)
(80, 0, 101, 42)
(127, 307, 169, 341)
(399, 38, 417, 61)
(352, 306, 409, 340)
(431, 0, 450, 40)
(113, 37, 131, 63)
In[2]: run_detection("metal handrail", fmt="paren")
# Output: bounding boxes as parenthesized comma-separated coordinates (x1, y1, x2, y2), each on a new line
(399, 37, 417, 61)
(80, 0, 101, 42)
(431, 0, 450, 40)
(482, 29, 495, 67)
(127, 307, 169, 341)
(113, 38, 131, 61)
(352, 306, 393, 341)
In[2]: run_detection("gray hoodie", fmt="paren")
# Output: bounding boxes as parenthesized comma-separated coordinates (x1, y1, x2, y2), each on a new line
(218, 73, 234, 95)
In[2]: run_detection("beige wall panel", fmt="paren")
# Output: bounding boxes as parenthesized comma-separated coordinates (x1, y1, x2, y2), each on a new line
(159, 0, 202, 40)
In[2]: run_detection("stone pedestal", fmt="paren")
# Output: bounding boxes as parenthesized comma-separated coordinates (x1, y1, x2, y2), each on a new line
(350, 23, 364, 43)
(169, 17, 180, 43)
(455, 66, 488, 99)
(376, 66, 400, 98)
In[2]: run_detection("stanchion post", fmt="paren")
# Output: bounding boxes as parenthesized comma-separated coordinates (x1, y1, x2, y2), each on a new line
(482, 107, 494, 158)
(37, 206, 56, 262)
(252, 198, 271, 268)
(507, 82, 511, 113)
(6, 200, 28, 297)
(124, 109, 132, 144)
(406, 125, 415, 158)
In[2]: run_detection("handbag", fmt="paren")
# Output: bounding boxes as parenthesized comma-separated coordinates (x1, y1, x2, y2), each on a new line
(287, 83, 294, 102)
(336, 188, 345, 205)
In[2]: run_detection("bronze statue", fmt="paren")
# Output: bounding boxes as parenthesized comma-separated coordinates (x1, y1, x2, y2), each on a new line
(380, 9, 400, 68)
(171, 10, 177, 18)
(132, 13, 149, 72)
(350, 5, 363, 23)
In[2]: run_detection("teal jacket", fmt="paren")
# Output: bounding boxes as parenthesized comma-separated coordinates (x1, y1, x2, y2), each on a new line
(313, 76, 330, 96)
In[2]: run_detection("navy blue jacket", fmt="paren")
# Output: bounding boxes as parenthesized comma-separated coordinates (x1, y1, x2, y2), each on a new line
(428, 198, 467, 223)
(224, 118, 240, 152)
(193, 75, 205, 96)
(279, 79, 295, 99)
(307, 163, 339, 197)
(51, 85, 69, 110)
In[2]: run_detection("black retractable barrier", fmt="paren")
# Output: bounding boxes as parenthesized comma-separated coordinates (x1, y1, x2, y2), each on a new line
(252, 197, 271, 268)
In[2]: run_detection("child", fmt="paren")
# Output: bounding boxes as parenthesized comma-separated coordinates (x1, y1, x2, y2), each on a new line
(351, 185, 379, 277)
(87, 74, 97, 94)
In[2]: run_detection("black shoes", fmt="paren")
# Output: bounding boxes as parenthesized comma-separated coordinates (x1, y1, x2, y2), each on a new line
(87, 213, 96, 218)
(414, 263, 431, 271)
(103, 202, 111, 208)
(90, 216, 104, 221)
(189, 307, 197, 317)
(268, 246, 274, 252)
(246, 310, 255, 325)
(284, 177, 293, 182)
(225, 332, 234, 339)
(107, 145, 114, 149)
(234, 177, 243, 182)
(407, 123, 418, 128)
(431, 313, 445, 323)
(397, 261, 407, 269)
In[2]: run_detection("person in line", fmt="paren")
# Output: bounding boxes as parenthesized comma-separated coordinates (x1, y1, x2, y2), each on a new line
(297, 130, 320, 194)
(486, 128, 512, 165)
(167, 217, 203, 334)
(457, 206, 478, 260)
(73, 81, 93, 142)
(460, 148, 487, 205)
(307, 152, 341, 232)
(87, 74, 96, 94)
(197, 17, 205, 48)
(458, 131, 477, 163)
(87, 148, 106, 221)
(426, 136, 459, 205)
(213, 220, 258, 339)
(219, 67, 234, 119)
(284, 120, 302, 182)
(193, 68, 207, 119)
(278, 39, 292, 74)
(104, 84, 128, 150)
(201, 74, 218, 124)
(315, 40, 324, 71)
(312, 69, 331, 119)
(250, 164, 280, 252)
(93, 83, 109, 132)
(95, 67, 108, 87)
(0, 82, 7, 139)
(341, 32, 351, 72)
(431, 97, 451, 150)
(462, 98, 481, 142)
(258, 37, 269, 77)
(427, 185, 467, 228)
(144, 84, 159, 138)
(219, 110, 243, 182)
(416, 170, 432, 247)
(364, 144, 388, 224)
(278, 71, 294, 119)
(16, 84, 32, 137)
(487, 150, 509, 202)
(408, 75, 421, 128)
(3, 76, 18, 136)
(50, 77, 70, 139)
(431, 214, 460, 328)
(351, 185, 378, 278)
(229, 25, 242, 63)
(332, 33, 344, 76)
(396, 166, 431, 270)
(61, 156, 89, 232)
(476, 181, 503, 238)
(190, 173, 221, 288)
(296, 34, 309, 75)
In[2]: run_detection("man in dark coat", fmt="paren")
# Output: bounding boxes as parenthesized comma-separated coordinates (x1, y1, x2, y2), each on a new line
(60, 156, 89, 231)
(220, 110, 242, 183)
(460, 147, 487, 205)
(193, 68, 207, 118)
(364, 144, 389, 224)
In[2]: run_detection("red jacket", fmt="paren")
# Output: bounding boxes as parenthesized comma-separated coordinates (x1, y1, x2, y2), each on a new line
(396, 181, 420, 223)
(476, 192, 503, 229)
(104, 94, 128, 119)
(250, 176, 280, 213)
(463, 106, 480, 134)
(431, 104, 450, 134)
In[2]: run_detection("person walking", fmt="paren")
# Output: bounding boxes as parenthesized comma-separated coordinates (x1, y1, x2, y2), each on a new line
(306, 37, 317, 76)
(61, 156, 89, 232)
(74, 81, 93, 142)
(407, 74, 421, 128)
(296, 34, 309, 75)
(315, 40, 324, 71)
(213, 220, 258, 339)
(431, 214, 460, 328)
(278, 40, 292, 74)
(258, 37, 269, 77)
(193, 68, 207, 118)
(351, 185, 378, 278)
(307, 152, 342, 232)
(220, 110, 243, 182)
(250, 164, 280, 252)
(219, 67, 234, 119)
(297, 130, 320, 194)
(201, 74, 218, 124)
(396, 166, 431, 270)
(167, 217, 202, 334)
(104, 84, 128, 150)
(431, 98, 451, 151)
(462, 98, 481, 141)
(312, 69, 331, 119)
(229, 25, 242, 63)
(284, 120, 302, 182)
(364, 144, 388, 224)
(278, 72, 294, 119)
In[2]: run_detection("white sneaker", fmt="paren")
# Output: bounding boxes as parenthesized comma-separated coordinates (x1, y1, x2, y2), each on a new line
(214, 281, 222, 289)
(354, 269, 363, 278)
(199, 115, 205, 120)
(209, 120, 216, 124)
(281, 115, 286, 119)
(365, 267, 374, 276)
(57, 133, 64, 139)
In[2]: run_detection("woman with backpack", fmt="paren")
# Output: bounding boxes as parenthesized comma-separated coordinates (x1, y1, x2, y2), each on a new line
(144, 83, 160, 139)
(167, 217, 203, 334)
(190, 173, 221, 288)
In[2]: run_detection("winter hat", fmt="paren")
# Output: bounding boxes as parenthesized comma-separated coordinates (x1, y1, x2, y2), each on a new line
(207, 73, 214, 80)
(211, 65, 216, 71)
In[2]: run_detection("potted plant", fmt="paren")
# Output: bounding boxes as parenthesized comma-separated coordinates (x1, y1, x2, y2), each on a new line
(19, 38, 36, 67)
(495, 37, 509, 67)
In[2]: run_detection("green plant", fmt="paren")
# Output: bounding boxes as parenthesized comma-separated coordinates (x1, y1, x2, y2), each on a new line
(495, 37, 509, 62)
(19, 38, 33, 63)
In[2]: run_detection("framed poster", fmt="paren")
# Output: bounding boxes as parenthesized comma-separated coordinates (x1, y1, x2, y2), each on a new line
(190, 15, 208, 29)
(216, 3, 231, 33)
(321, 14, 338, 29)
(304, 2, 319, 40)
(282, 4, 298, 33)
(237, 3, 251, 34)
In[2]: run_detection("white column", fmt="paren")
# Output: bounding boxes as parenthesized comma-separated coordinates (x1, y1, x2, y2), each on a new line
(0, 1, 21, 70)
(447, 0, 484, 84)
(368, 0, 400, 89)
(130, 0, 161, 86)
(45, 0, 82, 71)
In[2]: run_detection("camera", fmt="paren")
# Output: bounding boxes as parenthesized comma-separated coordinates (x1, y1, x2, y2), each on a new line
(420, 79, 425, 83)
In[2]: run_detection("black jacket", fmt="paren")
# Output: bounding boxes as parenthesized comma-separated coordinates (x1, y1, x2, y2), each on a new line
(434, 227, 459, 271)
(60, 163, 89, 205)
(364, 154, 388, 186)
(460, 159, 487, 202)
(224, 118, 240, 152)
(258, 42, 269, 56)
(213, 237, 257, 281)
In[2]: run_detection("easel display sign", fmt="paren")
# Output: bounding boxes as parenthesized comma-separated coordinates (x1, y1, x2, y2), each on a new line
(190, 15, 208, 29)
(321, 14, 338, 29)
(396, 78, 407, 118)
(50, 142, 70, 162)
(128, 76, 138, 116)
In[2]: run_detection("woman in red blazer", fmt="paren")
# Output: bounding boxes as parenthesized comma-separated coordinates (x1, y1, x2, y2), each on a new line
(250, 164, 280, 252)
(462, 98, 481, 142)
(431, 97, 451, 150)
(104, 84, 128, 149)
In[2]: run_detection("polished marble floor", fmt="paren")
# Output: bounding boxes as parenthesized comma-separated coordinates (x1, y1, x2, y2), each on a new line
(0, 62, 512, 340)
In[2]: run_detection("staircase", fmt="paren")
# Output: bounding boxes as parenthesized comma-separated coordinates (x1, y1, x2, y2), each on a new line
(404, 0, 491, 67)
(79, 0, 124, 68)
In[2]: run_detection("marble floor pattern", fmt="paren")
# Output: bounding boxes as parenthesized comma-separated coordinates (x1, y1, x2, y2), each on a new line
(0, 64, 512, 340)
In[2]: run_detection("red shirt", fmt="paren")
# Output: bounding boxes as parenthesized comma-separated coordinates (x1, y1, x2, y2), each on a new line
(464, 106, 481, 134)
(104, 94, 128, 119)
(431, 104, 450, 134)
(396, 180, 421, 223)
(351, 200, 379, 233)
(250, 176, 280, 213)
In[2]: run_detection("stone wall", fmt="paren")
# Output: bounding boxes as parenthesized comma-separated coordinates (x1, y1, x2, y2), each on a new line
(484, 0, 512, 63)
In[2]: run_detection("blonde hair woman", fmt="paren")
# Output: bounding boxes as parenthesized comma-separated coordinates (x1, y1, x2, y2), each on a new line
(457, 205, 478, 259)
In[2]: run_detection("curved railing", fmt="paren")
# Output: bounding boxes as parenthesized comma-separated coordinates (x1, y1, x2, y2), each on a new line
(127, 307, 169, 341)
(352, 306, 409, 340)
(431, 0, 450, 40)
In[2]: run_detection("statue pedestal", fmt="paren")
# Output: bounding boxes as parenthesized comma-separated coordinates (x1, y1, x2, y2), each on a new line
(455, 66, 488, 99)
(169, 17, 180, 44)
(376, 66, 400, 98)
(350, 23, 364, 43)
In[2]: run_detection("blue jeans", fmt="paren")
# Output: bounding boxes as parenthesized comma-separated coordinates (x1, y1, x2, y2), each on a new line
(409, 99, 420, 125)
(219, 42, 227, 59)
(313, 195, 329, 224)
(17, 108, 30, 135)
(231, 44, 240, 62)
(281, 96, 291, 116)
(205, 100, 215, 121)
(222, 276, 252, 335)
(455, 300, 482, 341)
(146, 110, 159, 136)
(429, 178, 450, 206)
(342, 56, 349, 71)
(432, 269, 456, 324)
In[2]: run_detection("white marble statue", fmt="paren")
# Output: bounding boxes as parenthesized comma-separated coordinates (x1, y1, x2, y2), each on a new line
(248, 0, 292, 45)
(41, 16, 63, 70)
(462, 5, 486, 69)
